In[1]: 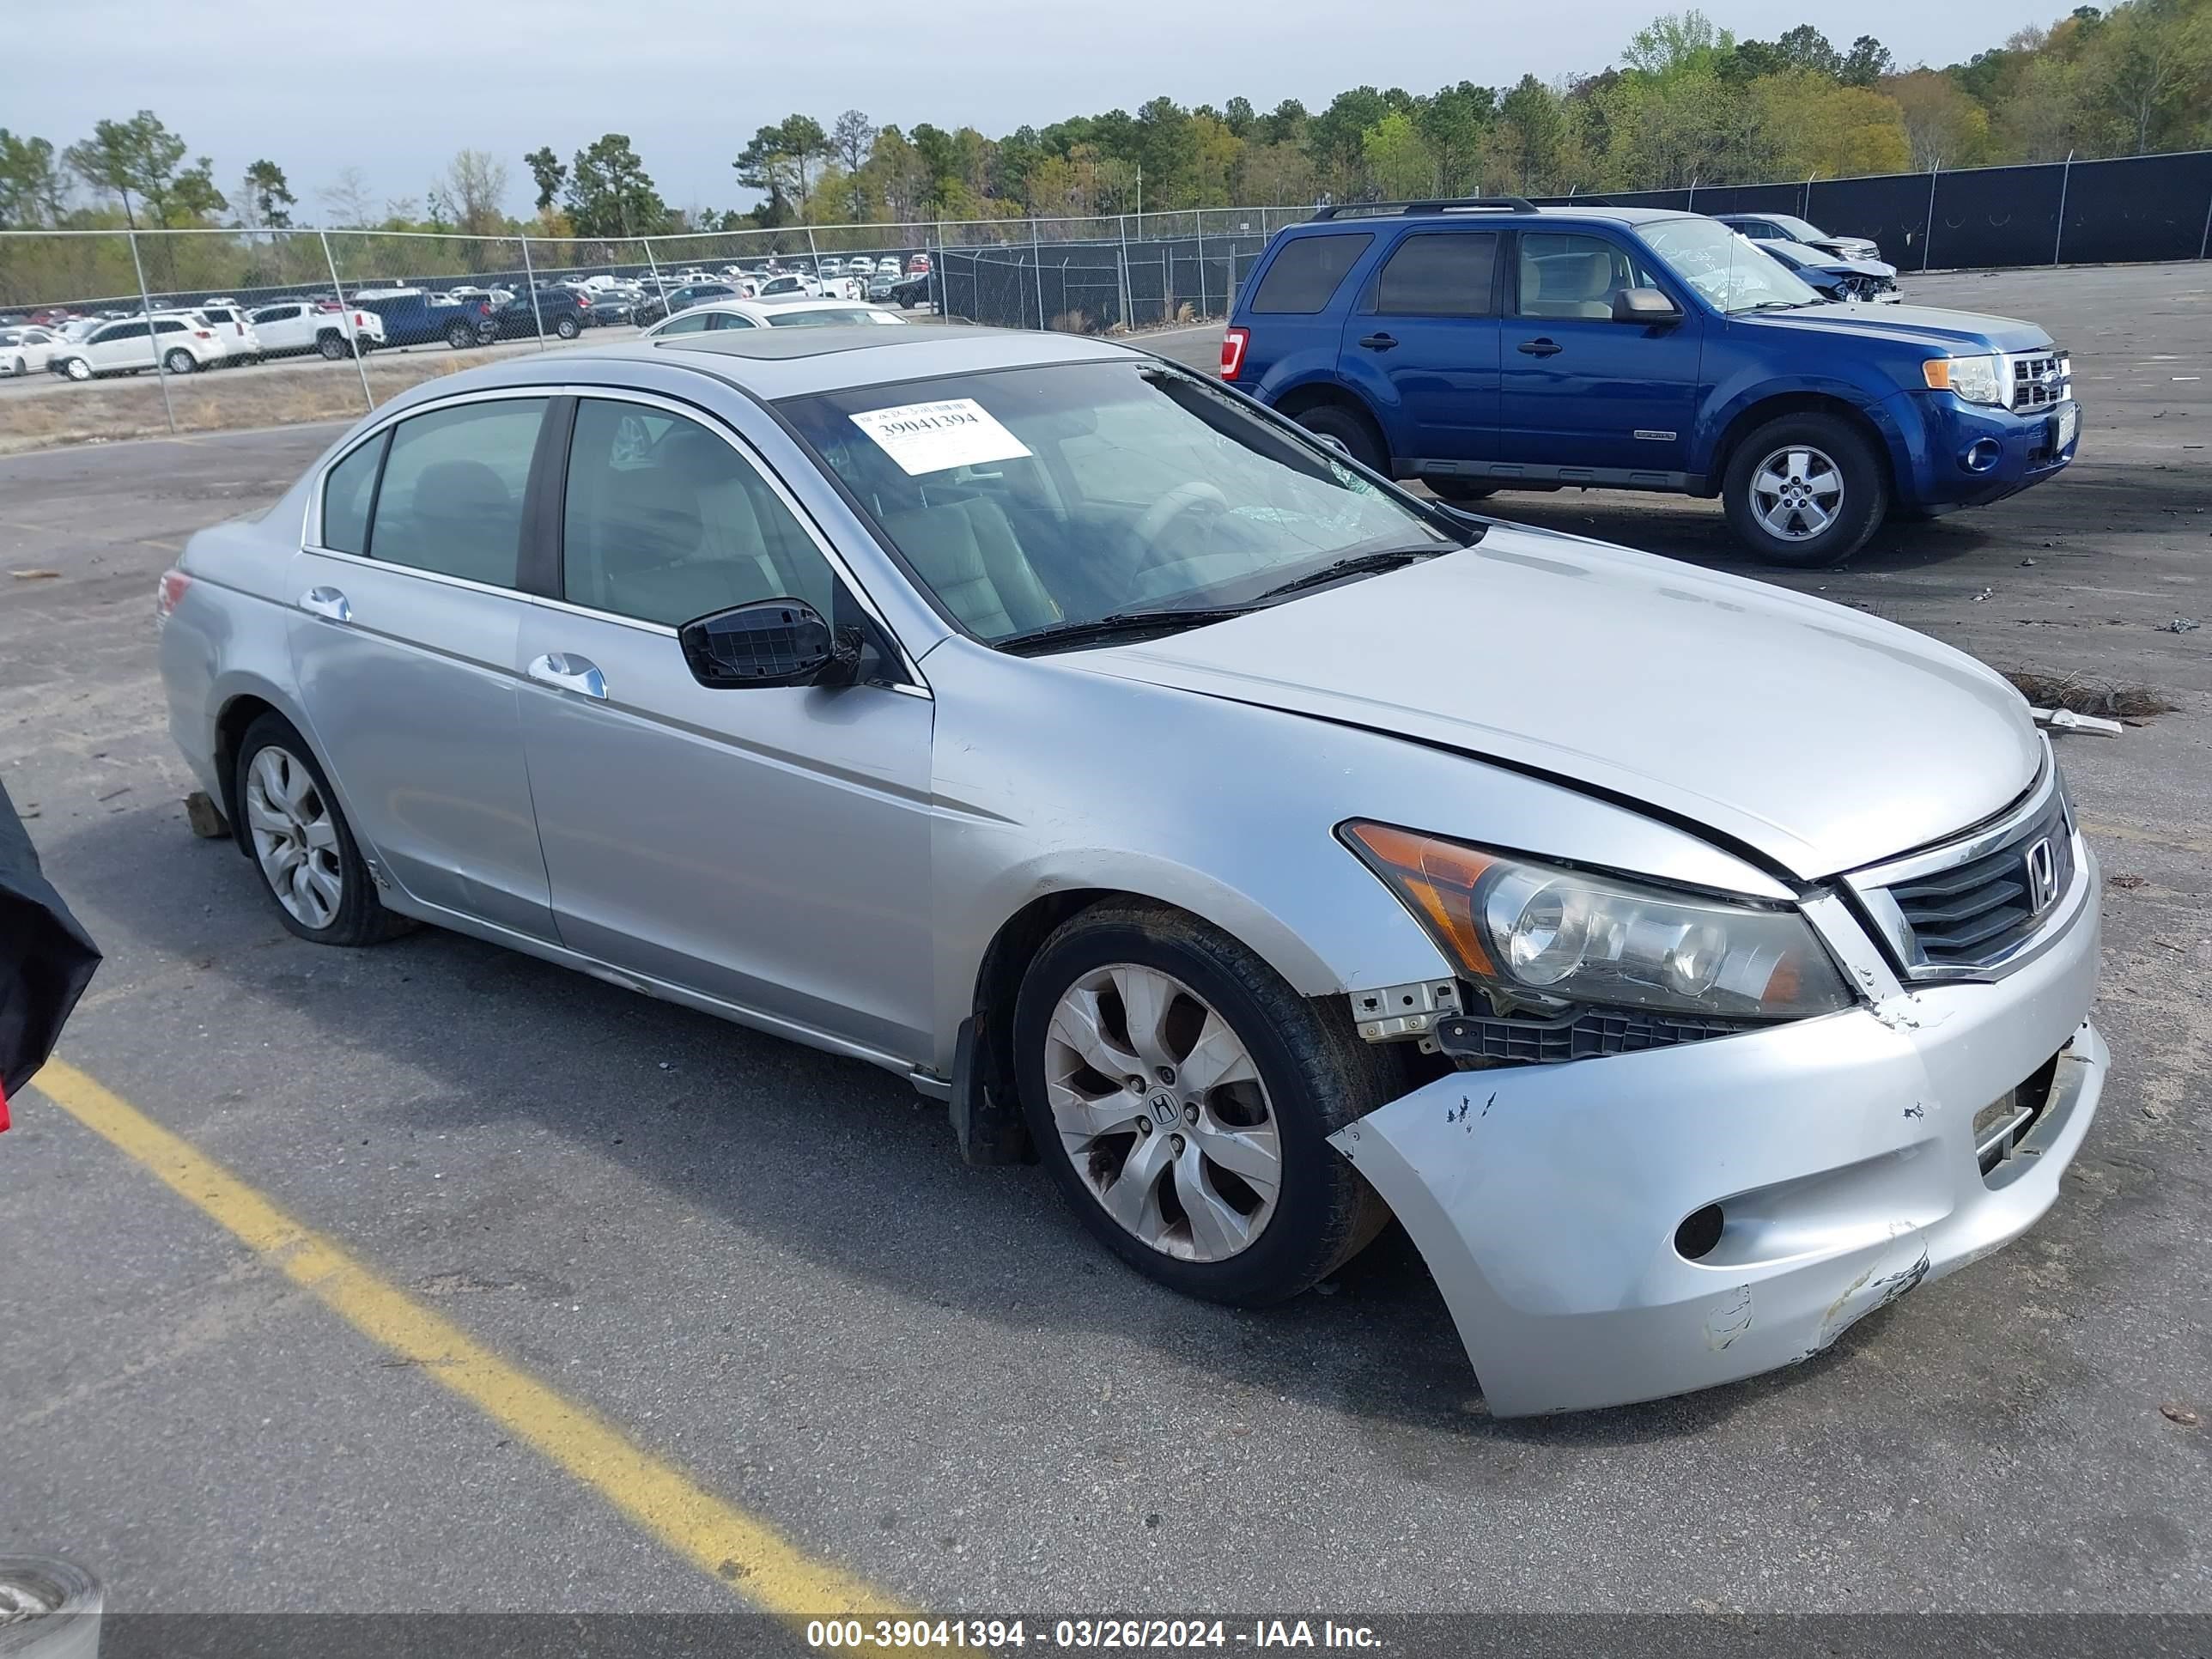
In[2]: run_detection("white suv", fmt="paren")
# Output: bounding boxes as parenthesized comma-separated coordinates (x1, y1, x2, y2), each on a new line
(192, 302, 264, 365)
(52, 314, 228, 380)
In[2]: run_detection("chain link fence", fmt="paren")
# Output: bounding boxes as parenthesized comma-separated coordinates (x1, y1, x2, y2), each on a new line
(5, 155, 2207, 443)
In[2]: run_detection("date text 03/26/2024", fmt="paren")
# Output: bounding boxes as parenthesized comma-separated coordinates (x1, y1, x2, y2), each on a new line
(805, 1619, 1382, 1650)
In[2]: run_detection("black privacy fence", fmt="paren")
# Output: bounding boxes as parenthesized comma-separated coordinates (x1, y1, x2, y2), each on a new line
(1538, 148, 2212, 273)
(938, 149, 2211, 334)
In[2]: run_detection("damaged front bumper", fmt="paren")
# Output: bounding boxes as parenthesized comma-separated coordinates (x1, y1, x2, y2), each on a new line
(1329, 870, 2106, 1418)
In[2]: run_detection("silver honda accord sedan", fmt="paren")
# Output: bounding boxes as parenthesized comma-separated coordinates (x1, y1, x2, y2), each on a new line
(155, 325, 2106, 1415)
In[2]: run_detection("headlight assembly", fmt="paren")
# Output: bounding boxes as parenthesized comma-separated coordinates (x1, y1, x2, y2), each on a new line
(1922, 354, 2005, 406)
(1342, 822, 1854, 1022)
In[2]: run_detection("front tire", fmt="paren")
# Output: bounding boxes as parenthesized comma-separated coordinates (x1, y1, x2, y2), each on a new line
(1722, 412, 1887, 568)
(234, 714, 411, 947)
(1425, 477, 1498, 503)
(60, 357, 92, 381)
(1013, 901, 1393, 1307)
(1292, 403, 1385, 474)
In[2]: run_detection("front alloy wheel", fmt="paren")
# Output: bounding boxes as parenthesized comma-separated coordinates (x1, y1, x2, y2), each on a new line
(1748, 445, 1844, 544)
(1044, 964, 1281, 1263)
(1721, 411, 1887, 568)
(1014, 902, 1394, 1305)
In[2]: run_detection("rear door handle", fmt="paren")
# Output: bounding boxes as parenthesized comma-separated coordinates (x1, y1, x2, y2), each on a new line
(1358, 332, 1398, 351)
(1517, 337, 1562, 357)
(526, 652, 608, 700)
(299, 586, 351, 623)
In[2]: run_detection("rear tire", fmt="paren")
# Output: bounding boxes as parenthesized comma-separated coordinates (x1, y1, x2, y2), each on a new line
(1721, 411, 1887, 568)
(1013, 900, 1394, 1307)
(554, 313, 580, 341)
(1425, 477, 1498, 503)
(1292, 403, 1386, 474)
(234, 714, 413, 948)
(317, 333, 347, 361)
(163, 348, 198, 374)
(444, 320, 476, 349)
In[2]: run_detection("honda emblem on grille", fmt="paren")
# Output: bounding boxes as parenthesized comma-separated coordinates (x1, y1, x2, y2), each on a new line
(2023, 837, 2059, 912)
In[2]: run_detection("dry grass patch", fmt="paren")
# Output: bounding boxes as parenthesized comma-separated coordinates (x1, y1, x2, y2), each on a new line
(0, 352, 501, 453)
(2004, 669, 2178, 721)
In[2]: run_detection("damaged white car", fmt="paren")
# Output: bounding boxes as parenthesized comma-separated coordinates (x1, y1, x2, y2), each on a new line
(155, 325, 2106, 1416)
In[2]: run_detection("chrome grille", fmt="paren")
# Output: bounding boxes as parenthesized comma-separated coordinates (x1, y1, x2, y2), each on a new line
(2008, 350, 2069, 411)
(1876, 793, 2075, 972)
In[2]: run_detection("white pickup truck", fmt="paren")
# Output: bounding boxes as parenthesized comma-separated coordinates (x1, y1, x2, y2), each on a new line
(245, 300, 388, 360)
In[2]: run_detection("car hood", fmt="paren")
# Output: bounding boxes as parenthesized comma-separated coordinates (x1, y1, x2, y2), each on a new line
(1071, 525, 2042, 881)
(1740, 302, 2050, 354)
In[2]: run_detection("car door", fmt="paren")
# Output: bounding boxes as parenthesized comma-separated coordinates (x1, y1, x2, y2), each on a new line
(287, 392, 559, 939)
(1496, 229, 1705, 479)
(1352, 229, 1502, 471)
(250, 304, 299, 352)
(88, 320, 149, 372)
(514, 392, 936, 1062)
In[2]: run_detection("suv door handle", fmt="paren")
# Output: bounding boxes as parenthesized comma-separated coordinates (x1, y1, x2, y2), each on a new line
(299, 586, 351, 623)
(526, 652, 608, 700)
(1516, 337, 1563, 357)
(1358, 332, 1398, 351)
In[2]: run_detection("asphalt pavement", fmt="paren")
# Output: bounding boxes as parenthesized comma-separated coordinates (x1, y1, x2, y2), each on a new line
(0, 263, 2207, 1621)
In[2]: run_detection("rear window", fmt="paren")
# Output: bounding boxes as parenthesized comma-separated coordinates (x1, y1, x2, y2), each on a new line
(766, 307, 884, 327)
(1248, 233, 1373, 314)
(1372, 232, 1498, 318)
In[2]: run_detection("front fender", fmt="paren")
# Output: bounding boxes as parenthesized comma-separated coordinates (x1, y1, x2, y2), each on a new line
(1696, 371, 1914, 492)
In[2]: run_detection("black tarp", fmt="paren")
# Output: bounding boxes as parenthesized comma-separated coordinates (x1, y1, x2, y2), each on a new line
(0, 776, 100, 1110)
(1808, 172, 1936, 268)
(2062, 150, 2212, 264)
(1929, 163, 2067, 270)
(1684, 182, 1811, 219)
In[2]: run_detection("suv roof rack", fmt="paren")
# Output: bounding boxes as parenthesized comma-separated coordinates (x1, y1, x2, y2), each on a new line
(1310, 196, 1538, 221)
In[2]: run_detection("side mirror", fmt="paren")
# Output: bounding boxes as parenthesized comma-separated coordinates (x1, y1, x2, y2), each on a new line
(679, 599, 860, 690)
(1612, 287, 1683, 325)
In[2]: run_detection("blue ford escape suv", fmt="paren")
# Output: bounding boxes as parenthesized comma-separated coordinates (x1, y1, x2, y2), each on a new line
(1221, 198, 2080, 566)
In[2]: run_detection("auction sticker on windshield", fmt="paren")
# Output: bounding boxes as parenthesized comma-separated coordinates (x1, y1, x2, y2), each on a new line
(851, 398, 1033, 476)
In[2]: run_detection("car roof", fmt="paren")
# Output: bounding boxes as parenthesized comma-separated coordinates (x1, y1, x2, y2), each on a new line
(396, 325, 1138, 405)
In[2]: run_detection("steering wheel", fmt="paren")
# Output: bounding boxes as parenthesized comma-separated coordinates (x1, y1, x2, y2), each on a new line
(1130, 480, 1230, 571)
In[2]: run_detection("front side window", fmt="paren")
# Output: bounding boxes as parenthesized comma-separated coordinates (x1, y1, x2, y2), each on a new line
(1373, 232, 1498, 318)
(562, 399, 836, 627)
(367, 398, 546, 586)
(1516, 233, 1662, 319)
(1636, 217, 1820, 314)
(778, 361, 1458, 645)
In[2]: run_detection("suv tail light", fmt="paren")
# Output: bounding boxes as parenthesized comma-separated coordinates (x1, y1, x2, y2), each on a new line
(192, 329, 213, 338)
(1220, 325, 1249, 381)
(155, 568, 191, 623)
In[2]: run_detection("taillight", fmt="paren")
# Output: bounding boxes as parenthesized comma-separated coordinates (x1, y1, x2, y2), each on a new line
(193, 329, 213, 338)
(1220, 325, 1249, 381)
(155, 568, 190, 622)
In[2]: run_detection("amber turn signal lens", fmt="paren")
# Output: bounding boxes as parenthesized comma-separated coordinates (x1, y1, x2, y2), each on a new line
(1342, 822, 1498, 979)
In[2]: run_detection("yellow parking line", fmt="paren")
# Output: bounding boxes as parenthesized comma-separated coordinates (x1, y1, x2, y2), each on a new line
(31, 1056, 912, 1622)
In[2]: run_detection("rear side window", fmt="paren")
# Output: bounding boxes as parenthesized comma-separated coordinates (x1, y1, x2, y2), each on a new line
(366, 398, 547, 586)
(321, 432, 387, 554)
(1248, 234, 1373, 314)
(1373, 232, 1498, 318)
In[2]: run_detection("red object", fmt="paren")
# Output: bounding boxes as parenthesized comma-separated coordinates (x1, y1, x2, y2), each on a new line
(156, 568, 191, 622)
(1219, 325, 1249, 381)
(1, 1082, 10, 1133)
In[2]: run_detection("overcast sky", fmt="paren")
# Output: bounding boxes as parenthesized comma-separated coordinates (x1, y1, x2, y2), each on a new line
(18, 0, 2064, 220)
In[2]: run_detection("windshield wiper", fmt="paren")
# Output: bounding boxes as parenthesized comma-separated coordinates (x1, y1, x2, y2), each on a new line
(1250, 546, 1448, 602)
(994, 607, 1251, 656)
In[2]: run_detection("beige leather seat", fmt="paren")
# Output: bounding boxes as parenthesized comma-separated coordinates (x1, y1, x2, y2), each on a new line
(1526, 252, 1619, 319)
(883, 497, 1060, 639)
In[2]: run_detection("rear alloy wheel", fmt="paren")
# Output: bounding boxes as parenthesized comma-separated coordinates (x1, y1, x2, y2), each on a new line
(1292, 404, 1385, 474)
(554, 313, 580, 340)
(317, 333, 348, 361)
(163, 348, 198, 374)
(445, 320, 476, 349)
(235, 714, 411, 947)
(1015, 902, 1393, 1305)
(1722, 412, 1887, 568)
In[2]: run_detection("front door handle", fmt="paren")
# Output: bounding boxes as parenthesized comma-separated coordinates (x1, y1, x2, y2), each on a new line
(1358, 332, 1398, 351)
(299, 586, 351, 623)
(526, 652, 608, 700)
(1516, 337, 1563, 357)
